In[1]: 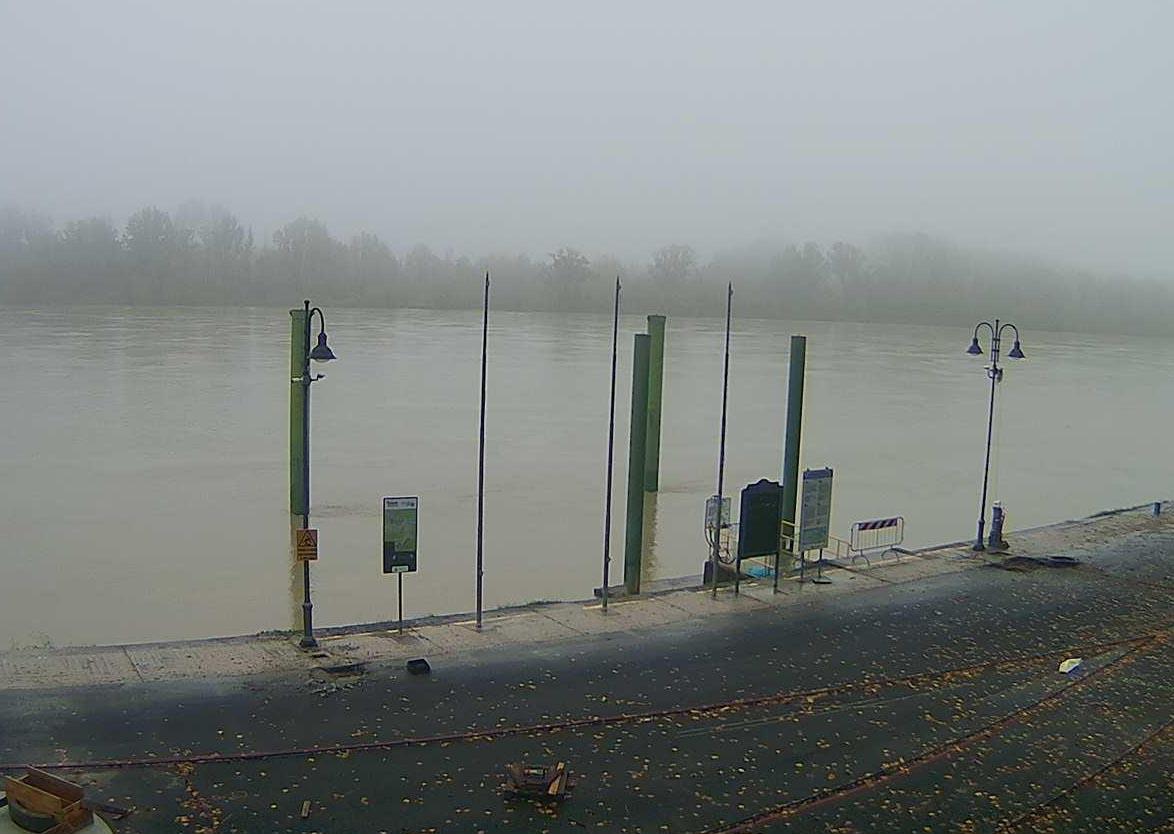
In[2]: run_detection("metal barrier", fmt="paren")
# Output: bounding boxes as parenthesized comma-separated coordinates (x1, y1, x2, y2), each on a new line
(848, 516, 905, 564)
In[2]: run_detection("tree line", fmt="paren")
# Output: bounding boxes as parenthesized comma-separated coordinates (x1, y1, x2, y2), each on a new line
(1, 202, 1170, 335)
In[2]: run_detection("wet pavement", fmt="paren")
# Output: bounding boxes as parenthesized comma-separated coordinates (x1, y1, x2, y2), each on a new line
(1, 526, 1170, 833)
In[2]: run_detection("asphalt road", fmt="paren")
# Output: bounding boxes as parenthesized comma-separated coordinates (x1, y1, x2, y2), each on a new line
(1, 535, 1170, 833)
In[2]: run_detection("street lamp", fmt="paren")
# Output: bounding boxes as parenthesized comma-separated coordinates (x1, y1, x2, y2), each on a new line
(966, 318, 1024, 551)
(296, 299, 336, 647)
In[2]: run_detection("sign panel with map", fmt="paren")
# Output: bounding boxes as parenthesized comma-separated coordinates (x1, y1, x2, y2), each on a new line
(799, 468, 834, 552)
(382, 496, 419, 573)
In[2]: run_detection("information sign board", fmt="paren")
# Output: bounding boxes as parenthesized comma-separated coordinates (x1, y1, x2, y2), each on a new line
(799, 468, 833, 552)
(382, 497, 418, 573)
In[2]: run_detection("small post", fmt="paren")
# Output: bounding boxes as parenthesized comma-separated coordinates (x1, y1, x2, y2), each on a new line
(1154, 501, 1162, 517)
(623, 333, 651, 595)
(644, 315, 667, 491)
(711, 283, 733, 599)
(476, 273, 489, 630)
(602, 278, 621, 610)
(398, 573, 404, 635)
(779, 335, 806, 586)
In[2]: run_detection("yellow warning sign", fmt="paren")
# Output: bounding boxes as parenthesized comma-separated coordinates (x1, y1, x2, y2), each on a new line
(296, 528, 318, 561)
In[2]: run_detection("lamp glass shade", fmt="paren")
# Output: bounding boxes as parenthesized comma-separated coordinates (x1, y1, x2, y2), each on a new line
(1008, 341, 1025, 359)
(966, 338, 983, 356)
(309, 331, 336, 362)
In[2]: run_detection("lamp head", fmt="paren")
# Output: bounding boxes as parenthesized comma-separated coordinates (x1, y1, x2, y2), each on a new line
(1008, 340, 1024, 359)
(309, 330, 336, 362)
(966, 337, 983, 356)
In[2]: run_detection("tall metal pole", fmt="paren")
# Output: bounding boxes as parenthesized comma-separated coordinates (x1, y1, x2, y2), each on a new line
(602, 277, 621, 611)
(778, 335, 806, 591)
(644, 314, 667, 491)
(974, 319, 1001, 551)
(711, 283, 733, 599)
(623, 334, 651, 595)
(476, 273, 489, 629)
(299, 299, 316, 648)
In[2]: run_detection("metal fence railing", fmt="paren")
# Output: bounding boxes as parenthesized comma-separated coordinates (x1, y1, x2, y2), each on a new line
(848, 516, 905, 565)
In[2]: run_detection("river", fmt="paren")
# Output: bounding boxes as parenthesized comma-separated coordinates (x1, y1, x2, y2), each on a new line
(1, 305, 1170, 646)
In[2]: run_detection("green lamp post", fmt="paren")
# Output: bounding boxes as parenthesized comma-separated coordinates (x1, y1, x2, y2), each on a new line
(291, 299, 336, 648)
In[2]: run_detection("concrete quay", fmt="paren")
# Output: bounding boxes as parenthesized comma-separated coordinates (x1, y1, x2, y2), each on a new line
(1, 502, 1168, 692)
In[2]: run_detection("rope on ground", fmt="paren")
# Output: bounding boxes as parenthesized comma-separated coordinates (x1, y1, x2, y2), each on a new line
(0, 628, 1164, 774)
(991, 717, 1173, 834)
(696, 631, 1165, 834)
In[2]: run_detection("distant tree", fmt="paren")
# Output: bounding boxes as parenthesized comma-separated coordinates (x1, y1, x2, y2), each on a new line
(543, 246, 592, 310)
(649, 244, 697, 286)
(123, 207, 188, 302)
(0, 206, 55, 301)
(196, 209, 252, 301)
(270, 216, 345, 299)
(547, 247, 591, 282)
(346, 231, 398, 305)
(58, 217, 123, 299)
(825, 241, 865, 314)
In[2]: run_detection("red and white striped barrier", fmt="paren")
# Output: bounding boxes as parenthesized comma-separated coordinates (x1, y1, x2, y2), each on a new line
(849, 516, 905, 563)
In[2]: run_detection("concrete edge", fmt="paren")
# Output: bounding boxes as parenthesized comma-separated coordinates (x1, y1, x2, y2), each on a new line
(1, 500, 1169, 691)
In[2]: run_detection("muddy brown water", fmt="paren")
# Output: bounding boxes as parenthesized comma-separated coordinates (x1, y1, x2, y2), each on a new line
(2, 306, 1170, 645)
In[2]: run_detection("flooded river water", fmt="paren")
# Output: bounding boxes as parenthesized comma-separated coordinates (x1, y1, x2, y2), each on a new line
(2, 305, 1171, 646)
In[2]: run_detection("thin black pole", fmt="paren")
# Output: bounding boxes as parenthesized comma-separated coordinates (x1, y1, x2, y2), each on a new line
(398, 573, 404, 635)
(711, 282, 733, 599)
(975, 318, 1001, 551)
(476, 272, 489, 630)
(602, 277, 621, 611)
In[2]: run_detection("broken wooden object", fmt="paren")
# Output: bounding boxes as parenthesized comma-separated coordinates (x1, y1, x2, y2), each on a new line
(502, 761, 573, 801)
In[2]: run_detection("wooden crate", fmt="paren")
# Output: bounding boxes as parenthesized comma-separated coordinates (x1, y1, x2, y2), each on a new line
(3, 767, 93, 833)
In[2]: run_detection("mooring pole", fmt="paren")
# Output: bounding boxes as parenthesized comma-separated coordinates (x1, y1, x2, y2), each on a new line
(476, 272, 489, 630)
(645, 315, 666, 491)
(778, 334, 806, 591)
(623, 333, 651, 595)
(711, 283, 733, 599)
(602, 277, 621, 611)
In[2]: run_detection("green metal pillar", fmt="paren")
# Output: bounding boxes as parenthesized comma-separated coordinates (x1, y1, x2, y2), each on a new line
(623, 333, 651, 595)
(644, 315, 666, 491)
(290, 308, 309, 516)
(780, 335, 806, 565)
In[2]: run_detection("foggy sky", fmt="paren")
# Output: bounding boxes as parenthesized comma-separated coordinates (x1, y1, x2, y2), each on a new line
(3, 1, 1171, 276)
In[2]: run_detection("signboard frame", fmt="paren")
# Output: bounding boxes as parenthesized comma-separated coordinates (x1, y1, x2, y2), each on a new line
(382, 496, 419, 574)
(798, 467, 833, 553)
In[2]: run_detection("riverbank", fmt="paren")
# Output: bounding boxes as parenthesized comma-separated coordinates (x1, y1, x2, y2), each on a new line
(2, 501, 1167, 692)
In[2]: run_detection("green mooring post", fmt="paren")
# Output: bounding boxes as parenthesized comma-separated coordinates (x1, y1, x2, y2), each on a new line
(780, 335, 806, 577)
(624, 333, 652, 594)
(290, 307, 309, 517)
(644, 315, 666, 491)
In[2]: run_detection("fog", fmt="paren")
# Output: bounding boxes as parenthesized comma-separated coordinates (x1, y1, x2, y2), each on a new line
(2, 1, 1171, 303)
